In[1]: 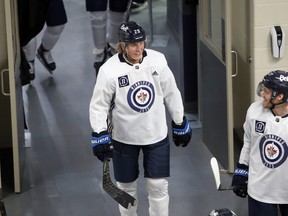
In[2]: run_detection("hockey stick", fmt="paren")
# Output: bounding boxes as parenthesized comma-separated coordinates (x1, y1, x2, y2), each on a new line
(210, 157, 234, 191)
(124, 0, 133, 22)
(102, 158, 136, 209)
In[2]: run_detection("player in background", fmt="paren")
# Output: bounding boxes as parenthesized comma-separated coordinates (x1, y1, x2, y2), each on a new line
(22, 0, 67, 79)
(89, 21, 192, 216)
(232, 70, 288, 216)
(85, 0, 129, 75)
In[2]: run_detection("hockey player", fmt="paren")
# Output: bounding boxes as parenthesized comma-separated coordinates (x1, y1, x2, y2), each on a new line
(22, 0, 67, 79)
(89, 21, 192, 216)
(232, 70, 288, 216)
(85, 0, 129, 74)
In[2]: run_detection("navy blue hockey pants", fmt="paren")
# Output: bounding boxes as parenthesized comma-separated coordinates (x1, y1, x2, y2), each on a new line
(249, 196, 288, 216)
(112, 136, 170, 183)
(86, 0, 129, 12)
(46, 0, 67, 26)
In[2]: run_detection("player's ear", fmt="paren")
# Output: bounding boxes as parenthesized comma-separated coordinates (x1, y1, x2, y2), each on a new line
(277, 93, 285, 101)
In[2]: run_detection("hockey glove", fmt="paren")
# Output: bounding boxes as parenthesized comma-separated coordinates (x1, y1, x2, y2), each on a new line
(171, 116, 192, 147)
(91, 131, 113, 162)
(231, 163, 249, 198)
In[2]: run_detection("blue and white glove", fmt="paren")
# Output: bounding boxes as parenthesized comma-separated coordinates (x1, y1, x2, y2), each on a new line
(171, 116, 192, 147)
(91, 131, 113, 162)
(231, 163, 249, 198)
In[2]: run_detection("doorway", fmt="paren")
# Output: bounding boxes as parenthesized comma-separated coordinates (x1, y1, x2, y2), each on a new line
(198, 0, 251, 171)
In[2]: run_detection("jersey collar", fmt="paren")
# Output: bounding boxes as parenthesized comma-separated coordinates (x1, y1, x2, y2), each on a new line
(119, 50, 147, 66)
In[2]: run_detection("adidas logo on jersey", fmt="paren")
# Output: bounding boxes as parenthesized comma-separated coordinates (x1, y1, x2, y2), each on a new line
(152, 71, 158, 76)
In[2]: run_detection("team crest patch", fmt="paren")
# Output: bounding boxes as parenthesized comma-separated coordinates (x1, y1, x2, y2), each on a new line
(255, 120, 266, 133)
(118, 75, 129, 88)
(259, 134, 288, 169)
(127, 80, 155, 113)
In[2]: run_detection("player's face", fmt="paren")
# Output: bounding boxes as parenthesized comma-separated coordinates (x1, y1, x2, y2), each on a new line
(126, 41, 145, 63)
(261, 86, 274, 108)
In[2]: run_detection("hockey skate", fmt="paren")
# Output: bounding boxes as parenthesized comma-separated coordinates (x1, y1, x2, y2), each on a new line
(131, 0, 148, 14)
(36, 45, 56, 74)
(94, 48, 107, 76)
(107, 43, 117, 58)
(28, 60, 35, 80)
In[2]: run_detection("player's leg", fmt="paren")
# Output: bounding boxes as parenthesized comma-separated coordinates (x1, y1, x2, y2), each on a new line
(117, 180, 138, 216)
(146, 178, 169, 216)
(279, 204, 288, 216)
(86, 0, 108, 73)
(248, 196, 278, 216)
(22, 37, 37, 80)
(37, 0, 67, 72)
(142, 136, 170, 216)
(38, 25, 65, 72)
(90, 10, 107, 72)
(107, 0, 129, 57)
(112, 140, 140, 216)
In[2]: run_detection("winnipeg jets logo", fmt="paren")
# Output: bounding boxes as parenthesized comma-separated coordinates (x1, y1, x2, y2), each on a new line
(137, 89, 148, 103)
(127, 81, 155, 113)
(266, 142, 279, 158)
(259, 134, 288, 169)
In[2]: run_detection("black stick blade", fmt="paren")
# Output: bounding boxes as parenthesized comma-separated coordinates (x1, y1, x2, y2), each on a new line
(103, 160, 136, 209)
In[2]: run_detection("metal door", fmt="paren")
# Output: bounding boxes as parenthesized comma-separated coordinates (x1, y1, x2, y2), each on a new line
(198, 0, 251, 171)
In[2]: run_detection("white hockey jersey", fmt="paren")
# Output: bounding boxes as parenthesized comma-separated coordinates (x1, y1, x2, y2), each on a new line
(239, 101, 288, 204)
(89, 49, 184, 145)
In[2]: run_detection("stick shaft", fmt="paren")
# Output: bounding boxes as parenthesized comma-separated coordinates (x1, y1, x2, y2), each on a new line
(124, 0, 133, 22)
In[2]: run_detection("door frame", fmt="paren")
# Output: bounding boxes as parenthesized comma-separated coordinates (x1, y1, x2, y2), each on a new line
(4, 0, 24, 193)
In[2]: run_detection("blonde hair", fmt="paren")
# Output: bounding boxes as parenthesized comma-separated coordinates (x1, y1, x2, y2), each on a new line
(116, 42, 126, 54)
(116, 40, 147, 54)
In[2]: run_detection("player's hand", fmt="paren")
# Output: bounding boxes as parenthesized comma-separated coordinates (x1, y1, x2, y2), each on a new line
(231, 163, 248, 198)
(171, 116, 192, 147)
(91, 131, 113, 162)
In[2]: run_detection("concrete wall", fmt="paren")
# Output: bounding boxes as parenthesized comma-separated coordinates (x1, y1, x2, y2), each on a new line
(252, 0, 288, 100)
